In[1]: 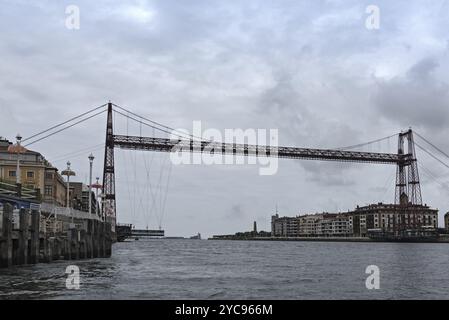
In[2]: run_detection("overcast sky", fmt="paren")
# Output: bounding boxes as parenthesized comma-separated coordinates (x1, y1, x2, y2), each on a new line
(1, 0, 449, 237)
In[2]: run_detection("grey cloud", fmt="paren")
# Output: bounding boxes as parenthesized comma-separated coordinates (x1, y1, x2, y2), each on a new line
(372, 57, 449, 131)
(408, 58, 439, 80)
(225, 204, 246, 220)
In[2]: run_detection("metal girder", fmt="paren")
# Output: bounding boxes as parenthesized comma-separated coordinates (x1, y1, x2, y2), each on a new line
(113, 135, 403, 165)
(102, 103, 116, 232)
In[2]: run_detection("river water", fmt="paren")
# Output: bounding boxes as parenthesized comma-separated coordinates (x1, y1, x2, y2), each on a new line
(0, 239, 449, 300)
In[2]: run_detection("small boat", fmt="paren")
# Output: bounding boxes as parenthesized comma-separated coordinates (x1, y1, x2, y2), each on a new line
(135, 237, 139, 241)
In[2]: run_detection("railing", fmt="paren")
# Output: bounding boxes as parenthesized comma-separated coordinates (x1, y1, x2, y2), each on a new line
(40, 203, 102, 221)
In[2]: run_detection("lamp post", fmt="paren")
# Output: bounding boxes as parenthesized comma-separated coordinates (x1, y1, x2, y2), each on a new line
(15, 133, 22, 185)
(61, 161, 76, 224)
(88, 154, 95, 215)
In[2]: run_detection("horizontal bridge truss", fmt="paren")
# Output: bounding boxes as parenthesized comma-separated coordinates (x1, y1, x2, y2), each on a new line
(113, 135, 406, 165)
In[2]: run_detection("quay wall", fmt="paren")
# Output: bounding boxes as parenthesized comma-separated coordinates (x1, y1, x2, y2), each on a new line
(0, 203, 113, 268)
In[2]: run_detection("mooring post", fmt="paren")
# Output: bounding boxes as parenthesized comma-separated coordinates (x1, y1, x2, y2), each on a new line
(45, 238, 54, 263)
(105, 222, 112, 258)
(29, 209, 40, 264)
(40, 236, 48, 263)
(64, 229, 71, 260)
(86, 220, 93, 259)
(53, 237, 59, 260)
(99, 222, 105, 258)
(0, 203, 13, 268)
(57, 238, 63, 260)
(72, 228, 80, 260)
(18, 208, 29, 265)
(93, 220, 99, 258)
(79, 229, 86, 259)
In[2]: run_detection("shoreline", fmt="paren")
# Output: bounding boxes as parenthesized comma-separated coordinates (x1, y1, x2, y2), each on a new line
(209, 236, 449, 243)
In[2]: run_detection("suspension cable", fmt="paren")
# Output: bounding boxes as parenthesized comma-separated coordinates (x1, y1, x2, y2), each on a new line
(47, 143, 105, 163)
(22, 103, 107, 143)
(415, 142, 449, 171)
(113, 109, 193, 140)
(419, 163, 449, 190)
(112, 103, 207, 142)
(414, 131, 449, 161)
(113, 109, 176, 136)
(159, 159, 172, 230)
(23, 109, 107, 147)
(335, 133, 398, 151)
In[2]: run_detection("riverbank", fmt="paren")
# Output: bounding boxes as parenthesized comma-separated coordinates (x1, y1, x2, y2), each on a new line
(209, 236, 449, 243)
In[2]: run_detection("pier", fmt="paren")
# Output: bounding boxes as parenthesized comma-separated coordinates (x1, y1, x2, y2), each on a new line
(0, 202, 112, 268)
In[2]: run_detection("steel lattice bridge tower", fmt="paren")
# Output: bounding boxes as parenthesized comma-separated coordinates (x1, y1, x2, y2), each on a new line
(101, 102, 422, 231)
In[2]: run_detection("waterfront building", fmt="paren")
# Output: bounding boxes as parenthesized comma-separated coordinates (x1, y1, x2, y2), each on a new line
(296, 213, 352, 237)
(297, 214, 322, 236)
(43, 166, 68, 207)
(271, 202, 437, 238)
(68, 182, 98, 214)
(1, 137, 70, 206)
(0, 137, 100, 212)
(444, 212, 449, 231)
(330, 214, 353, 236)
(0, 137, 46, 192)
(349, 202, 438, 237)
(271, 214, 299, 237)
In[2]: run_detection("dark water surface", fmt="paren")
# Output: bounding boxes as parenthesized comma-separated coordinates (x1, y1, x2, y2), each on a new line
(1, 239, 449, 299)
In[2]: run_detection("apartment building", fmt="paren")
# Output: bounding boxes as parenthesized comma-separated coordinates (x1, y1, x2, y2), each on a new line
(350, 203, 438, 237)
(271, 214, 299, 237)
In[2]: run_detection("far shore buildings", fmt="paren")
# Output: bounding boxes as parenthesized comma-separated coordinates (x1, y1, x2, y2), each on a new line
(272, 202, 439, 238)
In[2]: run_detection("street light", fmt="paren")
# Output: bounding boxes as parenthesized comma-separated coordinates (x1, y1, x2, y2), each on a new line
(61, 161, 76, 224)
(88, 154, 95, 216)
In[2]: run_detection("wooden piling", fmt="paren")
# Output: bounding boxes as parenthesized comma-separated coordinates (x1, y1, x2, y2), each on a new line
(93, 220, 99, 258)
(99, 222, 105, 258)
(71, 229, 80, 260)
(86, 220, 93, 259)
(29, 210, 40, 264)
(18, 208, 29, 265)
(40, 237, 47, 263)
(105, 222, 112, 258)
(79, 230, 87, 259)
(0, 204, 13, 268)
(64, 232, 71, 260)
(1, 205, 114, 268)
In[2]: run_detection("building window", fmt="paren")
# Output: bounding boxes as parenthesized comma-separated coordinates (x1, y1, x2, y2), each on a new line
(45, 172, 53, 180)
(44, 185, 53, 196)
(27, 171, 34, 179)
(8, 170, 16, 177)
